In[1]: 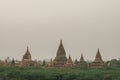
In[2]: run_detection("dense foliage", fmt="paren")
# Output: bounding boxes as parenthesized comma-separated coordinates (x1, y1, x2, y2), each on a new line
(0, 66, 120, 80)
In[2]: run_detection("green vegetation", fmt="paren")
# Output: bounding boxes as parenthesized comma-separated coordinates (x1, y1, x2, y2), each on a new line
(0, 66, 120, 80)
(0, 59, 119, 80)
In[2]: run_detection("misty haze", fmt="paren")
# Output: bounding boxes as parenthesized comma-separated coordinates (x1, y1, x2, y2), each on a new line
(0, 0, 120, 61)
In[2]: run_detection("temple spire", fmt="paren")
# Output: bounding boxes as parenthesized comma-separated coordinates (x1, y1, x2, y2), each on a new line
(52, 40, 67, 67)
(68, 54, 72, 62)
(25, 46, 31, 55)
(80, 53, 85, 63)
(95, 48, 102, 59)
(64, 54, 73, 67)
(56, 40, 66, 56)
(69, 54, 71, 59)
(26, 46, 29, 52)
(60, 40, 62, 44)
(27, 46, 29, 50)
(22, 46, 32, 61)
(90, 48, 104, 68)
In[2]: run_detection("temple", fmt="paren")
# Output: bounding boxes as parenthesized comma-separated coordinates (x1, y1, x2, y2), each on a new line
(65, 55, 73, 67)
(21, 46, 37, 67)
(80, 54, 85, 64)
(90, 48, 104, 68)
(0, 40, 106, 69)
(52, 40, 67, 67)
(22, 46, 32, 61)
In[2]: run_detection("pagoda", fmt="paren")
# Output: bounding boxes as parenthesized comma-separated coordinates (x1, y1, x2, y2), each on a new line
(80, 53, 85, 64)
(22, 46, 32, 61)
(21, 46, 37, 67)
(79, 53, 88, 68)
(52, 40, 67, 67)
(65, 55, 73, 67)
(91, 48, 104, 68)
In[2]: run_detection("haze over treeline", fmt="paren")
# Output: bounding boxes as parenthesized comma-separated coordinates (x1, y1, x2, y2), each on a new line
(0, 0, 120, 61)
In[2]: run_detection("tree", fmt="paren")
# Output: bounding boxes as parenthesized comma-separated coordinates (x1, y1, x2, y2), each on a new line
(109, 59, 120, 67)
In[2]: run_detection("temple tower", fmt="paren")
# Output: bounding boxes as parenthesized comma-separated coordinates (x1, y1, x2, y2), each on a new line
(80, 53, 85, 63)
(21, 46, 37, 67)
(65, 55, 73, 67)
(53, 40, 67, 67)
(22, 46, 32, 61)
(91, 48, 104, 68)
(95, 49, 102, 61)
(79, 53, 88, 68)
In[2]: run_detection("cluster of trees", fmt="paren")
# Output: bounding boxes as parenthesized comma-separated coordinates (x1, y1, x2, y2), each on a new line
(0, 59, 120, 80)
(0, 66, 120, 80)
(106, 59, 120, 67)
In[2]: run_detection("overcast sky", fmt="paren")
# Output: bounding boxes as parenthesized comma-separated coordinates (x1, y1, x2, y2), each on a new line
(0, 0, 120, 61)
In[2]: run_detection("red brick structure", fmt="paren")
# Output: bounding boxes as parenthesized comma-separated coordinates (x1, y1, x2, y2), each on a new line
(80, 54, 85, 64)
(21, 47, 37, 67)
(52, 40, 67, 67)
(65, 55, 73, 67)
(90, 49, 104, 68)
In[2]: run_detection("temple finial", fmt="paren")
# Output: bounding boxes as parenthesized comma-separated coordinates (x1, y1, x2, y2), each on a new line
(80, 53, 84, 63)
(81, 53, 83, 56)
(60, 40, 62, 44)
(98, 48, 100, 51)
(27, 46, 29, 49)
(69, 54, 71, 59)
(97, 48, 100, 54)
(96, 48, 102, 59)
(27, 46, 29, 52)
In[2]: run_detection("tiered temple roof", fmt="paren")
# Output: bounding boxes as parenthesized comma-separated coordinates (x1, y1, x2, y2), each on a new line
(52, 40, 67, 67)
(21, 46, 37, 67)
(22, 46, 32, 61)
(91, 48, 104, 68)
(80, 54, 85, 63)
(65, 55, 73, 67)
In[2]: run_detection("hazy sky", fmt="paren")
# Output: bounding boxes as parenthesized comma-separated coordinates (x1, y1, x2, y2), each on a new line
(0, 0, 120, 61)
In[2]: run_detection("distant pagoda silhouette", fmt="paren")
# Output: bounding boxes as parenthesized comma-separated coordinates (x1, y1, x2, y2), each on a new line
(91, 48, 104, 68)
(80, 53, 85, 63)
(52, 40, 67, 67)
(21, 46, 37, 67)
(22, 46, 32, 61)
(65, 55, 73, 67)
